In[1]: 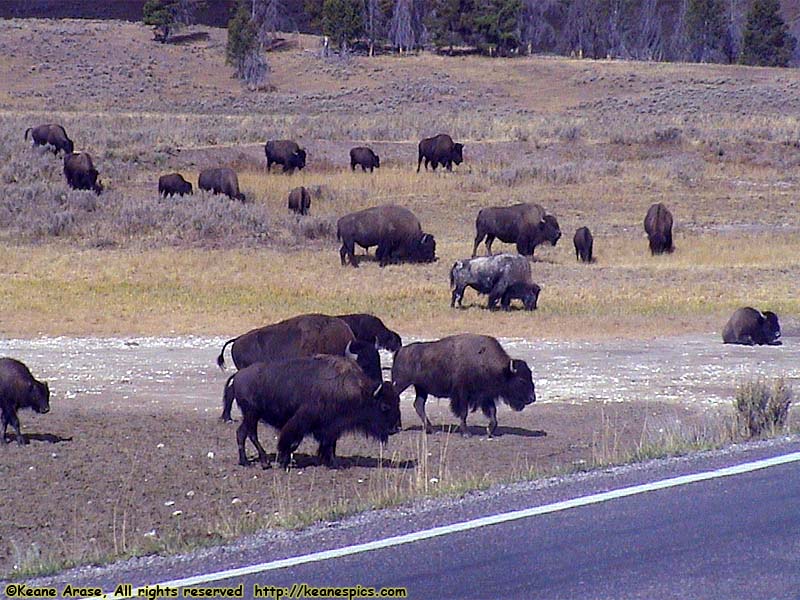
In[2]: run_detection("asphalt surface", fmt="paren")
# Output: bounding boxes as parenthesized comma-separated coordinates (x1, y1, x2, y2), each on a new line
(22, 439, 800, 600)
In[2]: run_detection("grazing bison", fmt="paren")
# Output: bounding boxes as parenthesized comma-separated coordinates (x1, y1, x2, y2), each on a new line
(644, 203, 674, 255)
(223, 355, 401, 469)
(337, 204, 436, 268)
(265, 140, 307, 173)
(500, 281, 541, 311)
(158, 173, 193, 197)
(336, 313, 403, 353)
(350, 147, 380, 172)
(722, 307, 782, 346)
(288, 186, 311, 215)
(417, 134, 464, 172)
(1, 358, 50, 445)
(450, 253, 533, 310)
(392, 334, 536, 436)
(198, 167, 245, 201)
(25, 124, 74, 155)
(573, 226, 593, 263)
(473, 203, 561, 258)
(63, 152, 103, 194)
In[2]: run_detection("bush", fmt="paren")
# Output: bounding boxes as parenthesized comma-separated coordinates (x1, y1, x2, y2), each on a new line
(735, 377, 793, 438)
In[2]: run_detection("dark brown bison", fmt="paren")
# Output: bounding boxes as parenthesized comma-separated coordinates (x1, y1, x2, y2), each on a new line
(1, 358, 50, 445)
(198, 168, 245, 201)
(472, 203, 561, 258)
(644, 203, 674, 255)
(573, 226, 593, 263)
(265, 140, 307, 173)
(158, 173, 193, 197)
(337, 204, 436, 268)
(25, 124, 74, 155)
(417, 134, 464, 172)
(722, 307, 782, 346)
(288, 186, 311, 215)
(336, 313, 402, 353)
(222, 355, 401, 469)
(350, 147, 380, 172)
(63, 152, 103, 194)
(392, 334, 536, 437)
(450, 253, 533, 310)
(500, 281, 541, 311)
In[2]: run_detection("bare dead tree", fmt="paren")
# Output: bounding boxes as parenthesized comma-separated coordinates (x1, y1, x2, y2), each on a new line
(636, 0, 665, 60)
(520, 0, 562, 53)
(366, 0, 382, 56)
(389, 0, 416, 53)
(253, 0, 285, 48)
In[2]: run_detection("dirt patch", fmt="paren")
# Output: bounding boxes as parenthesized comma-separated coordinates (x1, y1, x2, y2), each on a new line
(1, 335, 796, 576)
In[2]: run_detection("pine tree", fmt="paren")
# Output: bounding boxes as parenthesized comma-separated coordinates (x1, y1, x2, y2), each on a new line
(685, 0, 727, 62)
(143, 0, 203, 43)
(472, 0, 522, 55)
(321, 0, 364, 51)
(227, 0, 270, 87)
(426, 0, 468, 51)
(741, 0, 797, 66)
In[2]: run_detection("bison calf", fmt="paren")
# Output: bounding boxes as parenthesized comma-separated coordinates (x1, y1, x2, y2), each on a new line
(1, 358, 50, 445)
(392, 334, 535, 437)
(350, 147, 380, 172)
(288, 186, 311, 215)
(573, 226, 593, 263)
(722, 307, 781, 346)
(223, 355, 401, 469)
(500, 281, 541, 311)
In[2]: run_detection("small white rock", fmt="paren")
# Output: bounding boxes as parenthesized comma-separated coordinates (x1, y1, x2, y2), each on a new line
(164, 500, 175, 506)
(156, 443, 165, 449)
(231, 498, 241, 505)
(172, 510, 182, 517)
(207, 451, 215, 459)
(144, 530, 157, 538)
(186, 490, 195, 498)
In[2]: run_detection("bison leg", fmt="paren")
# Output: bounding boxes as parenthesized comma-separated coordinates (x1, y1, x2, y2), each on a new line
(277, 414, 309, 470)
(485, 236, 495, 255)
(413, 389, 434, 434)
(1, 411, 9, 443)
(340, 240, 358, 268)
(317, 437, 338, 468)
(5, 411, 28, 445)
(451, 285, 466, 308)
(471, 233, 484, 258)
(481, 401, 498, 437)
(237, 414, 267, 467)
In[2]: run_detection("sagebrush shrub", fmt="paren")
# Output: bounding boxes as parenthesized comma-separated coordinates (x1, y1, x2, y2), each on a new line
(735, 378, 793, 438)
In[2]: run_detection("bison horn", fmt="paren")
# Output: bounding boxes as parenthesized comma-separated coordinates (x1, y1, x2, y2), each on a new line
(373, 382, 384, 397)
(345, 341, 357, 361)
(509, 360, 517, 374)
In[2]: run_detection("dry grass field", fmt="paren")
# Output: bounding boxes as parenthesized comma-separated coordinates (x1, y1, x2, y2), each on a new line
(0, 18, 799, 578)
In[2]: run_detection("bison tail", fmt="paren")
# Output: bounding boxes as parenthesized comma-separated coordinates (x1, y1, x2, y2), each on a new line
(216, 337, 237, 371)
(449, 263, 458, 288)
(221, 373, 237, 422)
(24, 127, 32, 140)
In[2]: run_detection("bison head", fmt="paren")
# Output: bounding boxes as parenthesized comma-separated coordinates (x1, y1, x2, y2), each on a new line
(292, 149, 307, 170)
(413, 233, 437, 263)
(235, 192, 246, 202)
(374, 154, 381, 168)
(28, 380, 50, 414)
(516, 214, 561, 256)
(378, 330, 402, 354)
(345, 340, 382, 383)
(64, 139, 75, 155)
(503, 359, 536, 410)
(89, 171, 104, 195)
(761, 311, 782, 345)
(453, 143, 464, 165)
(371, 381, 402, 440)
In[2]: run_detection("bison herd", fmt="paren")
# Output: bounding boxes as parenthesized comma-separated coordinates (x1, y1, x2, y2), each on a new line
(12, 123, 786, 468)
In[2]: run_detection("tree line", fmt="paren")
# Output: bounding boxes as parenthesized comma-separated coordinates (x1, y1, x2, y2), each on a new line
(144, 0, 797, 84)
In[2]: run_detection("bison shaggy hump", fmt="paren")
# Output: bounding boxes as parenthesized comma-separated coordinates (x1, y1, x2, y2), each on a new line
(392, 333, 536, 437)
(158, 173, 193, 197)
(337, 204, 436, 268)
(722, 307, 782, 346)
(25, 123, 74, 155)
(1, 358, 50, 445)
(265, 139, 307, 173)
(644, 203, 674, 255)
(417, 134, 464, 172)
(288, 186, 311, 215)
(63, 152, 103, 194)
(198, 167, 245, 201)
(223, 355, 401, 469)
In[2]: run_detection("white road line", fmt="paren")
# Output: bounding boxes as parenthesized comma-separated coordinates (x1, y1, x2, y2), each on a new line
(88, 450, 800, 599)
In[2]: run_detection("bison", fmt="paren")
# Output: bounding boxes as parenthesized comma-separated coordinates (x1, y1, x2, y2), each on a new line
(223, 355, 401, 469)
(158, 173, 193, 197)
(644, 203, 674, 255)
(573, 226, 593, 263)
(337, 204, 436, 268)
(417, 134, 464, 172)
(392, 334, 535, 437)
(350, 147, 380, 172)
(25, 123, 74, 155)
(450, 253, 533, 310)
(198, 167, 245, 201)
(722, 307, 782, 346)
(472, 203, 561, 258)
(63, 152, 103, 194)
(1, 358, 50, 445)
(265, 140, 307, 173)
(336, 313, 402, 353)
(500, 281, 541, 311)
(288, 186, 311, 216)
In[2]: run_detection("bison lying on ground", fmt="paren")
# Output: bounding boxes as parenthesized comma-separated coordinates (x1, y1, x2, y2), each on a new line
(573, 226, 593, 263)
(288, 186, 311, 215)
(501, 281, 541, 311)
(417, 134, 464, 172)
(450, 253, 533, 310)
(223, 355, 401, 469)
(337, 204, 436, 267)
(265, 140, 307, 173)
(25, 124, 74, 155)
(472, 203, 561, 258)
(63, 152, 103, 194)
(392, 334, 536, 436)
(158, 173, 193, 197)
(644, 203, 674, 255)
(336, 313, 402, 353)
(198, 167, 245, 201)
(350, 147, 380, 172)
(722, 307, 782, 346)
(1, 358, 50, 445)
